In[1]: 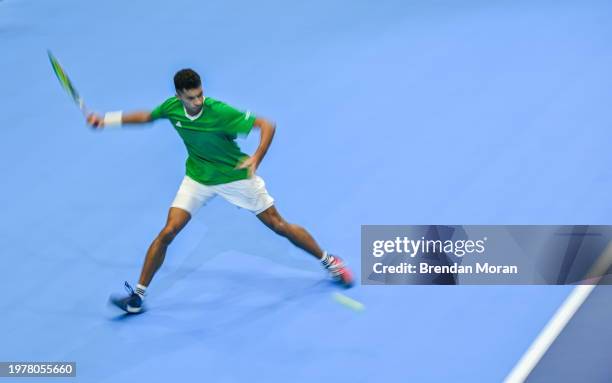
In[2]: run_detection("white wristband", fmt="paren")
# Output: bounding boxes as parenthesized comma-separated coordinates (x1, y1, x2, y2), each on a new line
(103, 111, 123, 127)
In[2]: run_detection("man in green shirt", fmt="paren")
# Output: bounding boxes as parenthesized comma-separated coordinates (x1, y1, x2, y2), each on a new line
(87, 69, 353, 314)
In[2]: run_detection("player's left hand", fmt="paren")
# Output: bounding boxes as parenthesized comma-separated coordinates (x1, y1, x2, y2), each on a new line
(236, 156, 259, 177)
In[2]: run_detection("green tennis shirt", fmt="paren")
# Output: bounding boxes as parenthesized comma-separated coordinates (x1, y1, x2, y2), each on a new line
(151, 96, 256, 185)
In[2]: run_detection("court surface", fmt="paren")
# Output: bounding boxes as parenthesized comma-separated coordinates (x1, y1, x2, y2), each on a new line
(1, 0, 611, 381)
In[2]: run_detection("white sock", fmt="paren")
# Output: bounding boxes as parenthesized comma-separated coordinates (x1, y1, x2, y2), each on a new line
(135, 284, 147, 299)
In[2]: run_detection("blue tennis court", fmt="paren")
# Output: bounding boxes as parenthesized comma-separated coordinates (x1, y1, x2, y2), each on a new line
(1, 0, 611, 381)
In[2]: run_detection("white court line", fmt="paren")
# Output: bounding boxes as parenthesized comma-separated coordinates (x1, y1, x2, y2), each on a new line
(504, 242, 612, 383)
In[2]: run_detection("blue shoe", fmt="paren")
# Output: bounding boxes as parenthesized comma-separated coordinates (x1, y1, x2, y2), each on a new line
(109, 281, 144, 314)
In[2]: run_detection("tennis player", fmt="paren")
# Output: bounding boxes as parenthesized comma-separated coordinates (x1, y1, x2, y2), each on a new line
(87, 69, 353, 314)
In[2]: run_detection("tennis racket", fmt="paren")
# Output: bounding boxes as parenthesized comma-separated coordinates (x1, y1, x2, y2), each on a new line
(47, 50, 89, 116)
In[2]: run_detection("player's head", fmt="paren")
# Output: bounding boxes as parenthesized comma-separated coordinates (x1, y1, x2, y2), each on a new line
(174, 69, 203, 114)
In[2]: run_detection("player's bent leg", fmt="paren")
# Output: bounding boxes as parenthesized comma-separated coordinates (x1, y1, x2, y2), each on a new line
(110, 207, 191, 314)
(256, 206, 353, 287)
(110, 176, 214, 314)
(139, 207, 191, 286)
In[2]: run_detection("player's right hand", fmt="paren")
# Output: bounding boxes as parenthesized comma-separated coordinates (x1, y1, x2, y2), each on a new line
(86, 113, 104, 129)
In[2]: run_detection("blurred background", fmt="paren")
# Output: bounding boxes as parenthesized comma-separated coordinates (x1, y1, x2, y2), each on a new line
(1, 0, 611, 381)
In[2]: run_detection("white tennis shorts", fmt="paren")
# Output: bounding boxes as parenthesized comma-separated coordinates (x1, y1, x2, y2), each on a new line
(171, 175, 275, 216)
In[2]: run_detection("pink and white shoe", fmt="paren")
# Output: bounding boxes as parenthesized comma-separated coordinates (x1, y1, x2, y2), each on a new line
(326, 255, 354, 288)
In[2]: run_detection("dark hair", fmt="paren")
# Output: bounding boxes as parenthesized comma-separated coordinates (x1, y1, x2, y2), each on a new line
(174, 69, 201, 92)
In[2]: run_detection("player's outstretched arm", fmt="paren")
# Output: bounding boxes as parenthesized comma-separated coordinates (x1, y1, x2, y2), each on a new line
(86, 111, 153, 129)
